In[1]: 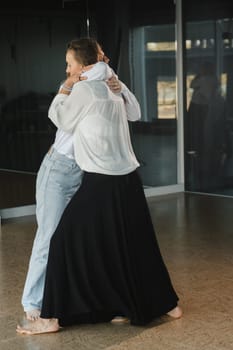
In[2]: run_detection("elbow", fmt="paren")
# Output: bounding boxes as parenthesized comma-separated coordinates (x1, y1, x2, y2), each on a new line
(48, 112, 69, 132)
(128, 113, 141, 122)
(132, 108, 142, 121)
(48, 112, 59, 129)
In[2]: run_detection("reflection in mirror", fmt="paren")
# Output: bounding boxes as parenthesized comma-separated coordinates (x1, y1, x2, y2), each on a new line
(0, 9, 87, 212)
(185, 18, 233, 196)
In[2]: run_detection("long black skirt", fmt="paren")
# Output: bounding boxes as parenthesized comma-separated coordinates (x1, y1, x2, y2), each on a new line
(40, 170, 179, 326)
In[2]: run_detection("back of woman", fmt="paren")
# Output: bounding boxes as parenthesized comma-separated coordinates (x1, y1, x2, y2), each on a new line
(58, 78, 140, 175)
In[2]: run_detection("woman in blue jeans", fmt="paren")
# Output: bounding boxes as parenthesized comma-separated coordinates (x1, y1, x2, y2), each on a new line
(21, 39, 136, 321)
(21, 147, 83, 320)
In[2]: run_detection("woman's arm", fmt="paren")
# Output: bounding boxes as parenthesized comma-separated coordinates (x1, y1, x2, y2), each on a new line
(106, 75, 141, 122)
(83, 62, 141, 122)
(49, 62, 112, 131)
(48, 83, 91, 132)
(120, 82, 141, 121)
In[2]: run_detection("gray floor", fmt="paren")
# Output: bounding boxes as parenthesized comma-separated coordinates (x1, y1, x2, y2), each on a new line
(0, 192, 233, 349)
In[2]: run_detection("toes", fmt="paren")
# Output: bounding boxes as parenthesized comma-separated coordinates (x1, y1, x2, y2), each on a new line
(111, 316, 129, 324)
(27, 316, 39, 322)
(26, 310, 41, 321)
(166, 306, 183, 319)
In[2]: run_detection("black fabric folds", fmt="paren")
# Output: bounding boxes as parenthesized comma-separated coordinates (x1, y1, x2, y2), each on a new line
(41, 170, 178, 327)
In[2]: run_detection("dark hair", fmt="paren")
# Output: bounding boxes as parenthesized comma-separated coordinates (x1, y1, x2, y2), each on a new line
(66, 37, 99, 66)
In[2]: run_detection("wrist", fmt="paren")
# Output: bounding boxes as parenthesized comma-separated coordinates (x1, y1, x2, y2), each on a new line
(58, 83, 73, 95)
(59, 89, 70, 95)
(60, 83, 73, 91)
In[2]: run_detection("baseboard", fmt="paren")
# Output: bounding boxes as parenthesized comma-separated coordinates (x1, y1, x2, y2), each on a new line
(144, 184, 184, 197)
(0, 185, 184, 220)
(0, 204, 36, 220)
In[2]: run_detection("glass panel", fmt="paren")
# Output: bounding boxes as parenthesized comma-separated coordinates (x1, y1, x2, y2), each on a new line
(184, 18, 233, 195)
(130, 25, 177, 187)
(0, 15, 84, 173)
(0, 13, 86, 209)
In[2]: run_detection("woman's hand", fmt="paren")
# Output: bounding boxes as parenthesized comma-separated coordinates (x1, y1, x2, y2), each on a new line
(107, 75, 122, 94)
(65, 65, 95, 86)
(64, 74, 79, 87)
(59, 71, 87, 95)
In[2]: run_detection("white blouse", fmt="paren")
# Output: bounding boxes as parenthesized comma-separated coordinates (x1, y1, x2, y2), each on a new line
(52, 62, 113, 158)
(48, 73, 141, 175)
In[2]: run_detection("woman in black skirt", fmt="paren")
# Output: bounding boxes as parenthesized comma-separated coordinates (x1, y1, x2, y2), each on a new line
(17, 37, 182, 335)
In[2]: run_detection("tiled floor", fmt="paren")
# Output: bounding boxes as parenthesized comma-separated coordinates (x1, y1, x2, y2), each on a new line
(0, 192, 233, 349)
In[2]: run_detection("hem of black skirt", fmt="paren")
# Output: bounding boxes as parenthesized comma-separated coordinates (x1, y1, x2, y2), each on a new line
(41, 299, 179, 327)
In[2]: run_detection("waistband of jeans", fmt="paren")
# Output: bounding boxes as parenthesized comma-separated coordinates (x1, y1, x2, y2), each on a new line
(47, 147, 76, 164)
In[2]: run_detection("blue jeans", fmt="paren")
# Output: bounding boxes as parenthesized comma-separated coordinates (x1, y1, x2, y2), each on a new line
(21, 147, 83, 312)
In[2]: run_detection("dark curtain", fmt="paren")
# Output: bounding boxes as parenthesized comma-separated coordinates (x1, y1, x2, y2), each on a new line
(92, 0, 130, 83)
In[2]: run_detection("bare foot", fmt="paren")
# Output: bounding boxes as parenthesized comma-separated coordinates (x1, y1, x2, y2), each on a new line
(111, 316, 129, 324)
(26, 309, 41, 321)
(166, 306, 183, 319)
(16, 318, 59, 335)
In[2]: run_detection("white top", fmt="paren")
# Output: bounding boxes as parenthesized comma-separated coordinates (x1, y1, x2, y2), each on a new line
(48, 72, 141, 175)
(52, 62, 113, 158)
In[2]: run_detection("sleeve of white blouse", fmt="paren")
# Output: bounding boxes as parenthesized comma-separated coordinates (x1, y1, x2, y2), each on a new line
(120, 82, 141, 121)
(48, 83, 91, 132)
